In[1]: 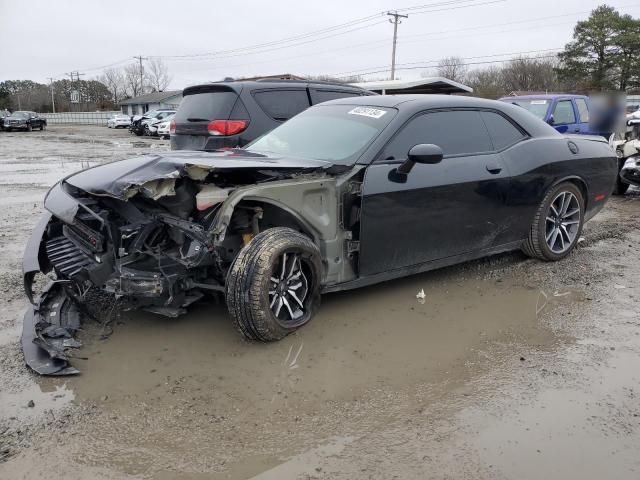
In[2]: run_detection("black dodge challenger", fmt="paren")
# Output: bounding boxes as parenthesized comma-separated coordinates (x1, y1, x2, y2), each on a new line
(22, 95, 617, 374)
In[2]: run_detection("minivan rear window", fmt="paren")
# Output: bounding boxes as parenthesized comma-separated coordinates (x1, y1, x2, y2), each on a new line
(174, 91, 238, 122)
(253, 90, 310, 121)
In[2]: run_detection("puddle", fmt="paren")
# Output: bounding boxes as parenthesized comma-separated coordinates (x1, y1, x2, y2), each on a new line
(466, 350, 640, 480)
(65, 277, 561, 411)
(0, 382, 75, 421)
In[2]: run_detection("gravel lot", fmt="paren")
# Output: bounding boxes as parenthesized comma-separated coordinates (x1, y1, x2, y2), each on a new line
(0, 125, 639, 479)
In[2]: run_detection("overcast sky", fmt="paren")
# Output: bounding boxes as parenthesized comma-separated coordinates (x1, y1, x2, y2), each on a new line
(1, 0, 638, 89)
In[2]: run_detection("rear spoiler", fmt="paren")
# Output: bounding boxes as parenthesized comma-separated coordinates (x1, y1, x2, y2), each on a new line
(183, 84, 241, 96)
(563, 133, 609, 144)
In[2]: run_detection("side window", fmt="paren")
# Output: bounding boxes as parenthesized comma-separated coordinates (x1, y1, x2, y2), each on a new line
(481, 111, 526, 150)
(253, 90, 310, 121)
(309, 89, 361, 105)
(381, 110, 492, 160)
(552, 100, 576, 125)
(575, 98, 590, 123)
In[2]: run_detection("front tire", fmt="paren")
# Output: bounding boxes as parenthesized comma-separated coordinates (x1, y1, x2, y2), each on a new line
(522, 182, 585, 261)
(27, 124, 32, 132)
(226, 227, 322, 342)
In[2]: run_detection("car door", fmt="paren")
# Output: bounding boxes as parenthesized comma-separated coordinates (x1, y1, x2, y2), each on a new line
(358, 109, 513, 277)
(550, 99, 580, 134)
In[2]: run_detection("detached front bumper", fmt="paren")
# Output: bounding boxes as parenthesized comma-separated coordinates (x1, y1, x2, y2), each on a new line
(22, 212, 82, 375)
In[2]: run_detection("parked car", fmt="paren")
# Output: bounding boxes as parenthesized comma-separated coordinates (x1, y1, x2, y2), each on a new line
(499, 94, 598, 135)
(129, 109, 175, 136)
(22, 95, 617, 375)
(156, 119, 172, 139)
(107, 114, 132, 129)
(3, 111, 46, 132)
(0, 109, 10, 131)
(146, 113, 175, 137)
(170, 79, 374, 151)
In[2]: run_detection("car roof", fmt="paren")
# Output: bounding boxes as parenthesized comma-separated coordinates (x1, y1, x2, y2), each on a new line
(322, 94, 514, 110)
(500, 94, 588, 101)
(320, 94, 561, 138)
(184, 80, 371, 95)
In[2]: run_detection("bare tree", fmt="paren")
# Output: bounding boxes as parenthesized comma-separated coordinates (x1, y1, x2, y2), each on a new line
(501, 56, 562, 94)
(435, 56, 468, 83)
(466, 66, 505, 99)
(145, 58, 172, 92)
(123, 63, 143, 97)
(99, 67, 126, 103)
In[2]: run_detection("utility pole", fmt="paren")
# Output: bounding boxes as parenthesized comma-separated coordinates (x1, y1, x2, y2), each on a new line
(133, 55, 148, 95)
(47, 77, 56, 113)
(65, 71, 84, 111)
(387, 11, 408, 81)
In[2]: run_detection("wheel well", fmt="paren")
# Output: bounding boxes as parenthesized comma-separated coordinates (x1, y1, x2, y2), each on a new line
(565, 178, 589, 210)
(232, 200, 315, 240)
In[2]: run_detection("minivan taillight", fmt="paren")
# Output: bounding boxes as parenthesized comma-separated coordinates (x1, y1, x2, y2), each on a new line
(207, 120, 248, 136)
(169, 119, 176, 134)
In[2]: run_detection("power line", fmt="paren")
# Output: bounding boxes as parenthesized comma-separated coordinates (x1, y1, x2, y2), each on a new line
(151, 0, 507, 62)
(335, 53, 560, 78)
(334, 47, 563, 76)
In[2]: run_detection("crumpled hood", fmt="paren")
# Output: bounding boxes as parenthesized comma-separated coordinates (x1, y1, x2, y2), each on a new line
(64, 149, 334, 200)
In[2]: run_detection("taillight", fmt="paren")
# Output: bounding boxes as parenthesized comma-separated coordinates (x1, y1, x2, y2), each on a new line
(169, 119, 176, 134)
(207, 120, 248, 136)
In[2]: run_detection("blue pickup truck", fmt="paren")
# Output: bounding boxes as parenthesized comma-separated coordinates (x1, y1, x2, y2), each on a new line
(499, 94, 597, 135)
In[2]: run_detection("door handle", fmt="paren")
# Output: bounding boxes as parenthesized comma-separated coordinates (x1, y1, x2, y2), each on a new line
(486, 163, 502, 174)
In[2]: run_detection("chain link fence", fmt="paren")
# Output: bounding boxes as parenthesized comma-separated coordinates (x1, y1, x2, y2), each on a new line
(43, 111, 122, 126)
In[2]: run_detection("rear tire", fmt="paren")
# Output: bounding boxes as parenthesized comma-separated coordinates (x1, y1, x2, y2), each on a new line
(522, 182, 585, 261)
(225, 227, 322, 342)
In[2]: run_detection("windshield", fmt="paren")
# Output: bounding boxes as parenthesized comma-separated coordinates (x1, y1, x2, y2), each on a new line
(9, 112, 29, 118)
(510, 99, 550, 119)
(246, 104, 395, 164)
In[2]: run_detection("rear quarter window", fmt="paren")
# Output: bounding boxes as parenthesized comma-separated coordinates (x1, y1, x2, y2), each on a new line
(253, 90, 310, 121)
(480, 111, 526, 150)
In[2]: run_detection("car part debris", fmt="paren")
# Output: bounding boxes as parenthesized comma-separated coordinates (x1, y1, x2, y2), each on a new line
(22, 282, 81, 375)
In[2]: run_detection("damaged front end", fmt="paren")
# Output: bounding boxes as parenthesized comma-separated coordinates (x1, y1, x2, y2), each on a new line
(23, 150, 344, 375)
(620, 155, 640, 188)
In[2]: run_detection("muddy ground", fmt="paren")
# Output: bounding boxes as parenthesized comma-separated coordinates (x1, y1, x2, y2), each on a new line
(0, 125, 639, 479)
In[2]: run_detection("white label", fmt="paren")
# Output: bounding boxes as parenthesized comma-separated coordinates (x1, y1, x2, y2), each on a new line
(530, 100, 548, 105)
(348, 107, 387, 119)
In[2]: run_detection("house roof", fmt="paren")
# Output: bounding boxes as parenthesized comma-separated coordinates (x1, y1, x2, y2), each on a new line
(119, 90, 182, 105)
(350, 77, 473, 94)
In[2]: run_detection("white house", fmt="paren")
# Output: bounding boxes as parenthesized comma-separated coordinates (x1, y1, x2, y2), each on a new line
(119, 90, 183, 116)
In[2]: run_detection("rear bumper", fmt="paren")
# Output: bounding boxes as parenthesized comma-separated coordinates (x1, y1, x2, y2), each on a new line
(170, 133, 240, 151)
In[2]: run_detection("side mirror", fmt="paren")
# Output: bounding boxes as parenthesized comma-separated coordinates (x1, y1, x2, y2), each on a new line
(397, 144, 443, 174)
(547, 115, 555, 125)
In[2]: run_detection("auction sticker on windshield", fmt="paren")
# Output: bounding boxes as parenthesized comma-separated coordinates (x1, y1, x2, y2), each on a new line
(348, 107, 387, 119)
(531, 100, 548, 104)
